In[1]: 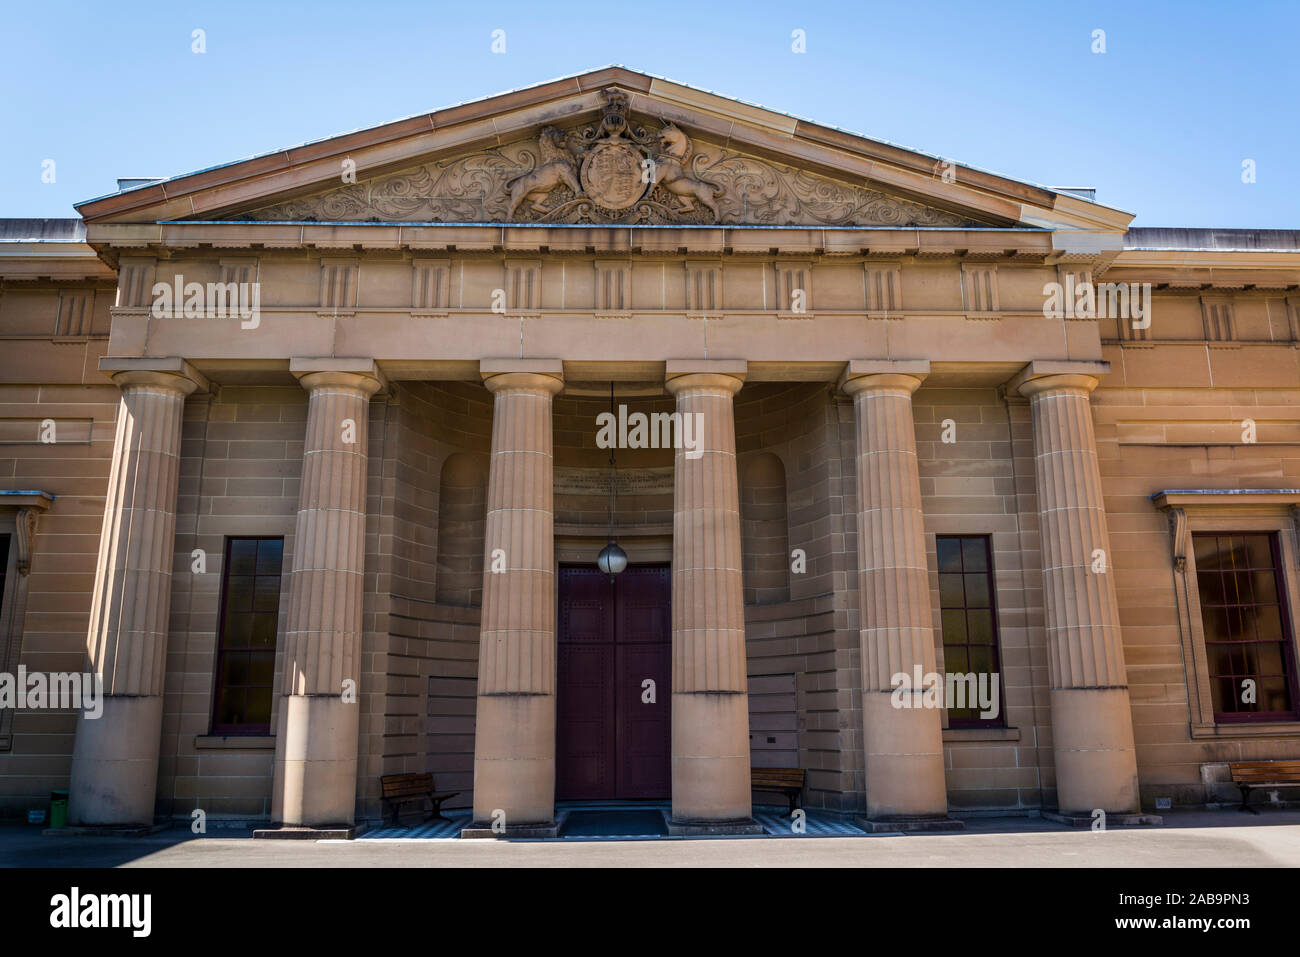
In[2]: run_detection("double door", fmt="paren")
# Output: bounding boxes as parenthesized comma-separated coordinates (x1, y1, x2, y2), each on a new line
(556, 565, 671, 800)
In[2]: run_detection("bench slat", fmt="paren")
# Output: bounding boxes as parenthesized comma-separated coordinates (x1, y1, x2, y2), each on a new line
(751, 769, 805, 788)
(1228, 760, 1300, 784)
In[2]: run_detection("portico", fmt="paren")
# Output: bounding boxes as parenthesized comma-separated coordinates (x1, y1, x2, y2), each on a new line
(24, 66, 1269, 833)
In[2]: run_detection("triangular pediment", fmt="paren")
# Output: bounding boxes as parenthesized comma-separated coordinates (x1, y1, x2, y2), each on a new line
(229, 115, 987, 228)
(76, 67, 1132, 233)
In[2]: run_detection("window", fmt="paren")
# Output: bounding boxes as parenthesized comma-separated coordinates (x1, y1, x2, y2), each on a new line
(937, 535, 1004, 727)
(1192, 532, 1299, 721)
(212, 537, 283, 733)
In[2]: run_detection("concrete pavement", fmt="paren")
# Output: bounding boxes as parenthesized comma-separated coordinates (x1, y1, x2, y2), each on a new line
(4, 808, 1300, 867)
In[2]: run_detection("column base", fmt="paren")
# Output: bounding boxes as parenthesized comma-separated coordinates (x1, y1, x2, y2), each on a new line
(667, 818, 764, 836)
(460, 821, 560, 839)
(252, 823, 368, 840)
(67, 694, 165, 827)
(1041, 810, 1163, 828)
(856, 816, 966, 834)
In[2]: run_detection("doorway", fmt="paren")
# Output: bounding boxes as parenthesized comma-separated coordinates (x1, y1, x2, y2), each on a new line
(556, 564, 671, 800)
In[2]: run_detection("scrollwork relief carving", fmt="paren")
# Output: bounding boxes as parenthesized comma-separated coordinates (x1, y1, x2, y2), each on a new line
(234, 89, 981, 229)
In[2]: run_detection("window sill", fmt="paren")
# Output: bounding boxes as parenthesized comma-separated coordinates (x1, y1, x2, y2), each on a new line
(1189, 722, 1300, 739)
(942, 727, 1020, 742)
(194, 734, 275, 751)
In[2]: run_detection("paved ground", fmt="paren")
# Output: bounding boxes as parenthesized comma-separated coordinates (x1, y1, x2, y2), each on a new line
(5, 808, 1300, 867)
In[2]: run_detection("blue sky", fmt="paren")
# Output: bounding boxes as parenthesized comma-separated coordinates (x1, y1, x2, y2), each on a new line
(3, 0, 1296, 226)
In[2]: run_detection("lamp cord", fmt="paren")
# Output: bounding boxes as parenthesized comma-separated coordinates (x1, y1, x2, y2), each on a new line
(608, 381, 616, 543)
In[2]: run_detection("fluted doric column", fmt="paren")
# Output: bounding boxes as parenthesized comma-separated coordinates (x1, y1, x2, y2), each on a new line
(842, 360, 955, 826)
(270, 360, 383, 828)
(69, 358, 206, 826)
(470, 360, 563, 832)
(665, 361, 758, 832)
(1014, 362, 1140, 814)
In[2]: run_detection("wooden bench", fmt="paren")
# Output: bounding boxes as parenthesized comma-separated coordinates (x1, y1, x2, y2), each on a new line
(1228, 760, 1300, 814)
(751, 767, 806, 816)
(380, 773, 460, 827)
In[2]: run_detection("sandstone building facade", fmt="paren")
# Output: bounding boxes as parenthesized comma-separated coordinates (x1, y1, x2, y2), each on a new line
(1, 67, 1298, 832)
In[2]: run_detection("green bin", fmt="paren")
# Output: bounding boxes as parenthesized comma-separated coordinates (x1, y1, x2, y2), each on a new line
(48, 790, 68, 829)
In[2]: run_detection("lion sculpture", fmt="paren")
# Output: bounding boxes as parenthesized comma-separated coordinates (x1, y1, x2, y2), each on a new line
(651, 124, 722, 221)
(505, 127, 580, 219)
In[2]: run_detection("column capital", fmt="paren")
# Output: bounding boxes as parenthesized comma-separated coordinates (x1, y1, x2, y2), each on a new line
(839, 359, 929, 397)
(1008, 359, 1109, 399)
(290, 357, 386, 396)
(665, 359, 746, 396)
(99, 356, 209, 395)
(480, 358, 564, 395)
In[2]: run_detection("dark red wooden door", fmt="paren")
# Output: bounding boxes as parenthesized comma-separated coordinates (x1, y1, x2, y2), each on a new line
(556, 565, 671, 800)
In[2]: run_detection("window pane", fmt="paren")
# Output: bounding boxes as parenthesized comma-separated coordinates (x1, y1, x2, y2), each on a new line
(964, 573, 990, 608)
(223, 614, 253, 649)
(1193, 535, 1221, 570)
(253, 576, 281, 613)
(1251, 569, 1278, 604)
(1206, 643, 1242, 677)
(256, 538, 283, 575)
(249, 652, 275, 686)
(1203, 606, 1231, 642)
(1223, 606, 1247, 641)
(936, 537, 962, 574)
(1244, 535, 1274, 570)
(1196, 572, 1224, 606)
(1254, 603, 1282, 641)
(1223, 569, 1249, 605)
(229, 539, 258, 575)
(224, 576, 254, 614)
(244, 688, 272, 727)
(1260, 676, 1293, 712)
(968, 646, 994, 676)
(939, 574, 964, 608)
(216, 688, 245, 727)
(222, 653, 250, 688)
(967, 609, 994, 645)
(941, 609, 966, 643)
(944, 647, 968, 674)
(961, 537, 988, 572)
(251, 614, 279, 648)
(1256, 642, 1285, 676)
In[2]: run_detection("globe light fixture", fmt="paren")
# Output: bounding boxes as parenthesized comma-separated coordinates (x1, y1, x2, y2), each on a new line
(597, 541, 628, 580)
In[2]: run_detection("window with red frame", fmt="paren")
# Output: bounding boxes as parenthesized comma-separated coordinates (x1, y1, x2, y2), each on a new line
(212, 537, 283, 733)
(1193, 532, 1299, 721)
(937, 535, 1005, 727)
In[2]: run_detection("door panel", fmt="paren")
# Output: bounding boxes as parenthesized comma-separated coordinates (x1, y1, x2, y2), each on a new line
(614, 566, 671, 798)
(556, 565, 671, 800)
(556, 569, 614, 800)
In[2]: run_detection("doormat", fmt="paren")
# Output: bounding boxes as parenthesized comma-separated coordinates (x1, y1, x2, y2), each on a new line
(360, 811, 470, 840)
(560, 808, 669, 839)
(753, 809, 871, 837)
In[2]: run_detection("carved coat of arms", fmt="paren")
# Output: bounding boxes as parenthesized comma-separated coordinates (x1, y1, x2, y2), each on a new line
(502, 90, 723, 225)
